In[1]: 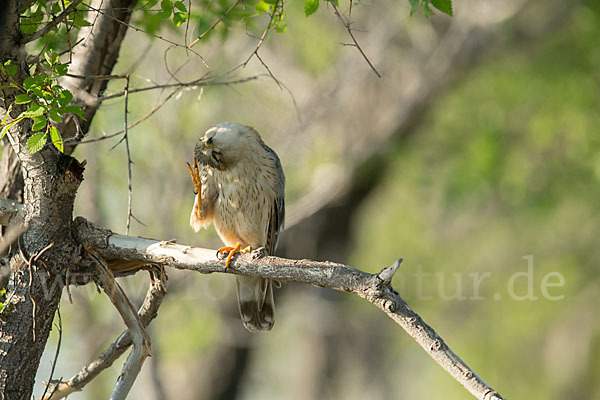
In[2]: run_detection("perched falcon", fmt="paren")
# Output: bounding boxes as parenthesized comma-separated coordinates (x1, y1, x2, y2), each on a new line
(187, 122, 285, 332)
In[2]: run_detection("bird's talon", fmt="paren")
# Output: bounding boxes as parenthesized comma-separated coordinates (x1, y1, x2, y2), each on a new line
(187, 157, 203, 195)
(218, 244, 244, 268)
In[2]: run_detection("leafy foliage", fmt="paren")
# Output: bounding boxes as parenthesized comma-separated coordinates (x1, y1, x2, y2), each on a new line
(0, 54, 83, 154)
(0, 288, 15, 318)
(7, 0, 453, 153)
(304, 0, 319, 17)
(409, 0, 453, 17)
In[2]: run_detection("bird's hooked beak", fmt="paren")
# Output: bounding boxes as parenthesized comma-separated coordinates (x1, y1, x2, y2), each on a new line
(203, 135, 215, 148)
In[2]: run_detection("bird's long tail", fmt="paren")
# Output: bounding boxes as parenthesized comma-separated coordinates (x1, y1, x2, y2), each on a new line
(235, 276, 275, 332)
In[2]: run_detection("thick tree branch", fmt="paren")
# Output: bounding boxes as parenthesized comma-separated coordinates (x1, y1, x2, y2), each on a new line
(72, 216, 504, 400)
(40, 276, 166, 400)
(89, 246, 151, 400)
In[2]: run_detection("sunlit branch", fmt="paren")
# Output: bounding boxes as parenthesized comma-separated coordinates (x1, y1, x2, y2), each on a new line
(71, 216, 505, 400)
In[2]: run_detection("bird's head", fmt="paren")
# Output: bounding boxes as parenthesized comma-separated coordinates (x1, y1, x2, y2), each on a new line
(194, 122, 257, 170)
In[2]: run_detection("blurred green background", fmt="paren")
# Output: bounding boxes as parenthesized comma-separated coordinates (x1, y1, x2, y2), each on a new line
(20, 0, 600, 398)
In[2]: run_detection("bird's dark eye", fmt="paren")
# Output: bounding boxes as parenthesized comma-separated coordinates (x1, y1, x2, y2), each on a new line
(206, 137, 214, 146)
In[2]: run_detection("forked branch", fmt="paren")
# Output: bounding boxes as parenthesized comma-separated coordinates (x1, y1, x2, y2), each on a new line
(39, 272, 166, 400)
(73, 216, 504, 400)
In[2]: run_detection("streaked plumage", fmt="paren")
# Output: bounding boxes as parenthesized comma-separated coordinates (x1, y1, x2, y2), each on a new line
(189, 122, 285, 332)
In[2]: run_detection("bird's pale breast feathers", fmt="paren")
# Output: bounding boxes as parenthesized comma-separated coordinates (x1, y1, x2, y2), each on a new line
(191, 122, 285, 253)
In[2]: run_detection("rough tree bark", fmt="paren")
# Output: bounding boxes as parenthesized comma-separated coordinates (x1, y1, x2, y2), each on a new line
(0, 1, 136, 398)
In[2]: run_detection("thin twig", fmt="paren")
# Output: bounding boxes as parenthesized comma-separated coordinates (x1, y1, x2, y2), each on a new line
(60, 0, 73, 64)
(26, 242, 55, 342)
(67, 88, 180, 145)
(40, 307, 62, 400)
(240, 0, 280, 68)
(65, 73, 127, 81)
(65, 268, 73, 304)
(123, 75, 133, 236)
(96, 75, 260, 102)
(255, 52, 282, 90)
(188, 0, 243, 49)
(184, 0, 191, 50)
(21, 0, 84, 43)
(329, 0, 381, 78)
(80, 1, 208, 67)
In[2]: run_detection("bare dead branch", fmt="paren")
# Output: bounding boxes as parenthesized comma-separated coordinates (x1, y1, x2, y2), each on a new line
(21, 0, 84, 43)
(39, 275, 166, 400)
(40, 307, 62, 400)
(87, 245, 151, 400)
(72, 216, 504, 400)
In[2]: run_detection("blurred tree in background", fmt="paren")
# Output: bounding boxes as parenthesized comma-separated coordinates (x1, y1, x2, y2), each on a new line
(2, 0, 599, 398)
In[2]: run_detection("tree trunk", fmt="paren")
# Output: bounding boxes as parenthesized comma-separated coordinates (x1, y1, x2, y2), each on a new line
(0, 0, 135, 397)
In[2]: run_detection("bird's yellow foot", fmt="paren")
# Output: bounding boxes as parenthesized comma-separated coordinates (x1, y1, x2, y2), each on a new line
(218, 243, 252, 268)
(186, 156, 202, 195)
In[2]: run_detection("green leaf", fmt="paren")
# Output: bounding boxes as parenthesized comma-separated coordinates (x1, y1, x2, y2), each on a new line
(0, 119, 20, 139)
(173, 12, 187, 26)
(408, 0, 420, 16)
(50, 126, 63, 152)
(304, 0, 319, 16)
(23, 77, 36, 91)
(27, 132, 47, 154)
(3, 61, 17, 77)
(57, 90, 73, 106)
(275, 22, 287, 33)
(157, 0, 173, 18)
(73, 14, 92, 27)
(32, 115, 47, 131)
(430, 0, 452, 16)
(174, 1, 186, 12)
(48, 108, 62, 122)
(1, 105, 12, 124)
(44, 51, 58, 66)
(14, 94, 32, 104)
(254, 1, 269, 13)
(54, 64, 68, 76)
(62, 105, 84, 118)
(21, 103, 45, 118)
